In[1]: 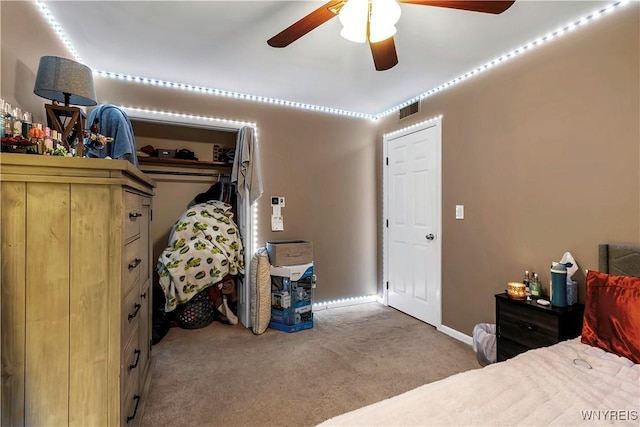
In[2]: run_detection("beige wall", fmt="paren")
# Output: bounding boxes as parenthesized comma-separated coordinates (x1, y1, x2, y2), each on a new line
(3, 1, 639, 335)
(377, 4, 640, 334)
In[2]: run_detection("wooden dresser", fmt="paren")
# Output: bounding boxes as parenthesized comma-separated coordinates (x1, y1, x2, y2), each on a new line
(1, 154, 156, 426)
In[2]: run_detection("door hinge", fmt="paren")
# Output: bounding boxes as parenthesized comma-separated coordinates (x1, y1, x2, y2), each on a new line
(386, 281, 389, 290)
(386, 219, 389, 228)
(150, 209, 153, 221)
(386, 157, 389, 166)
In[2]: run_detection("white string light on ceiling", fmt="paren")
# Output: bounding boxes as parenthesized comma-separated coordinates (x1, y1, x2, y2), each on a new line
(35, 0, 630, 121)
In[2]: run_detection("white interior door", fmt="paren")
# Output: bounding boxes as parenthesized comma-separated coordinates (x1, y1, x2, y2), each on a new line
(384, 120, 441, 327)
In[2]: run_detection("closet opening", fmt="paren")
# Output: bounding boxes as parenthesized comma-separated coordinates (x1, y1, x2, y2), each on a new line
(123, 107, 257, 337)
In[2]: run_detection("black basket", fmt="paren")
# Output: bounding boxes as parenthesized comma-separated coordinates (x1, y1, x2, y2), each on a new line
(176, 290, 213, 329)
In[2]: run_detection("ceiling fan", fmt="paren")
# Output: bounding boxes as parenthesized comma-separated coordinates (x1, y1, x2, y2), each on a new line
(267, 0, 515, 71)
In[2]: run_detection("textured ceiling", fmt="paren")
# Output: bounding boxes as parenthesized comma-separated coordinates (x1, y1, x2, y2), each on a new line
(42, 0, 616, 115)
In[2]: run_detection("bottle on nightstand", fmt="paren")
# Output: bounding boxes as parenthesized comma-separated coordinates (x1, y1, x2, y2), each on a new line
(530, 273, 542, 298)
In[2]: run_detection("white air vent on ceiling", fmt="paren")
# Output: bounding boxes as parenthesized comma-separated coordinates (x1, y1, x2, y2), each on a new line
(399, 101, 420, 119)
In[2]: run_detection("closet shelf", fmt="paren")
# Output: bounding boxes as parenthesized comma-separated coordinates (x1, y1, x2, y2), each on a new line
(138, 157, 233, 168)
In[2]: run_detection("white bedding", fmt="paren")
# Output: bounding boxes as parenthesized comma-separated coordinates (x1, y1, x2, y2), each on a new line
(319, 338, 640, 426)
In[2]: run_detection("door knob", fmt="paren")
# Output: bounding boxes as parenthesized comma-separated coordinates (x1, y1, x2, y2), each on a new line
(426, 234, 435, 241)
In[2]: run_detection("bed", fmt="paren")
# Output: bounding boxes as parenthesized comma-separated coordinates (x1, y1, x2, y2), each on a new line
(319, 243, 640, 426)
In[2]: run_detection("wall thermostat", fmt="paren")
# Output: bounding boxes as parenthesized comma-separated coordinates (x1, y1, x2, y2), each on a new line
(271, 196, 285, 207)
(271, 196, 285, 231)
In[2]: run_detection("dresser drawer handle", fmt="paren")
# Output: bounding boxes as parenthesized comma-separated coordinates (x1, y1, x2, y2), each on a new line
(128, 303, 141, 320)
(128, 258, 142, 271)
(517, 322, 536, 332)
(128, 349, 141, 371)
(129, 212, 142, 219)
(126, 395, 141, 423)
(141, 291, 147, 299)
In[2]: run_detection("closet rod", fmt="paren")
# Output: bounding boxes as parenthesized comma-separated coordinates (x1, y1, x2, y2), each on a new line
(142, 169, 231, 177)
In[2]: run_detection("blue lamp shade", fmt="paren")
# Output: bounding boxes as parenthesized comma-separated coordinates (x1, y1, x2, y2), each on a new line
(33, 56, 97, 107)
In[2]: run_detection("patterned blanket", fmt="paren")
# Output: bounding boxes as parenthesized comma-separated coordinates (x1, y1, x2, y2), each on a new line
(157, 200, 244, 312)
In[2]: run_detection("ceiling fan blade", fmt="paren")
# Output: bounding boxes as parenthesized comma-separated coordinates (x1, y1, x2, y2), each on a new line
(398, 0, 515, 14)
(267, 0, 345, 48)
(370, 37, 398, 71)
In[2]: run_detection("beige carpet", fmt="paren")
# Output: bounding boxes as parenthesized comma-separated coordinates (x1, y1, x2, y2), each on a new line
(141, 302, 479, 427)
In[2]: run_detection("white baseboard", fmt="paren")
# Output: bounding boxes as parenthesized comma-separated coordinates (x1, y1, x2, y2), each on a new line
(313, 295, 378, 311)
(437, 324, 473, 346)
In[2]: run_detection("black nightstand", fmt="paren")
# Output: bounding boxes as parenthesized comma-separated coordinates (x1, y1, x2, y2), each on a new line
(495, 293, 584, 362)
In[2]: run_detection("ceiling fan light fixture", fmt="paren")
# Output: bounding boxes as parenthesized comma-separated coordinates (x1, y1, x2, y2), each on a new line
(339, 0, 369, 43)
(369, 24, 397, 43)
(339, 0, 401, 44)
(369, 0, 401, 42)
(370, 0, 401, 42)
(369, 0, 401, 43)
(371, 0, 401, 25)
(340, 25, 368, 43)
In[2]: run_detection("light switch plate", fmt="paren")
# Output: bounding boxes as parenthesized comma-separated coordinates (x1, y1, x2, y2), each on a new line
(455, 205, 464, 220)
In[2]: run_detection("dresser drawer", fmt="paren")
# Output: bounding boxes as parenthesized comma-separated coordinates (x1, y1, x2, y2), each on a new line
(121, 367, 141, 426)
(139, 198, 151, 286)
(138, 282, 151, 380)
(123, 237, 142, 296)
(124, 191, 143, 241)
(122, 324, 141, 392)
(497, 337, 530, 362)
(498, 302, 558, 349)
(123, 285, 141, 343)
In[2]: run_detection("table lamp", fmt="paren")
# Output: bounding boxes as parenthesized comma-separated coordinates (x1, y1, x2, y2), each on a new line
(33, 56, 97, 157)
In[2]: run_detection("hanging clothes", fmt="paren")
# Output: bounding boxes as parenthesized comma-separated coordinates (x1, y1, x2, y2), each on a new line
(84, 104, 139, 166)
(231, 126, 263, 204)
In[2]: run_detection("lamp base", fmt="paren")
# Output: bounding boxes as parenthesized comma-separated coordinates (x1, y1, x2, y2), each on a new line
(45, 104, 86, 157)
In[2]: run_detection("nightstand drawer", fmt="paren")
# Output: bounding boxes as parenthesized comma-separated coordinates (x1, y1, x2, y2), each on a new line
(499, 314, 558, 348)
(497, 337, 530, 362)
(498, 302, 558, 348)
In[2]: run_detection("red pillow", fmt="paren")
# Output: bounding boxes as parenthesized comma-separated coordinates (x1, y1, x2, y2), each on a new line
(581, 270, 640, 363)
